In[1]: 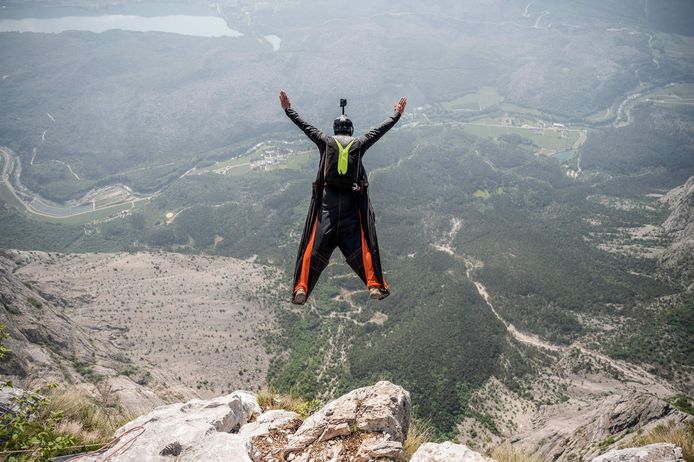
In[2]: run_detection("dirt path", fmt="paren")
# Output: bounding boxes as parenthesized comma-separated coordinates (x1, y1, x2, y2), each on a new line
(431, 217, 564, 351)
(431, 217, 462, 255)
(523, 1, 536, 18)
(431, 217, 677, 392)
(55, 160, 80, 180)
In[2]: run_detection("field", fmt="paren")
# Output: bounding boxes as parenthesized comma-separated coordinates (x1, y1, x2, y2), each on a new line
(585, 107, 614, 124)
(443, 87, 505, 112)
(52, 200, 149, 225)
(458, 117, 583, 154)
(644, 83, 694, 107)
(499, 103, 545, 117)
(196, 143, 312, 177)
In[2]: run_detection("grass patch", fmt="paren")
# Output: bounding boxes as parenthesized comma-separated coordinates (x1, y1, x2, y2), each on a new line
(671, 395, 694, 415)
(443, 86, 504, 111)
(404, 418, 434, 459)
(629, 421, 694, 461)
(27, 297, 43, 309)
(489, 442, 547, 462)
(585, 107, 614, 123)
(256, 389, 319, 419)
(0, 386, 130, 462)
(458, 120, 581, 151)
(473, 189, 491, 199)
(43, 388, 131, 443)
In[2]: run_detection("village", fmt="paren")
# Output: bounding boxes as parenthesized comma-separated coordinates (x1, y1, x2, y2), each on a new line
(249, 145, 296, 171)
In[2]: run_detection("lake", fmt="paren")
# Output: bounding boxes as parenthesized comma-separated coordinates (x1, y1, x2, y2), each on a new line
(0, 3, 243, 38)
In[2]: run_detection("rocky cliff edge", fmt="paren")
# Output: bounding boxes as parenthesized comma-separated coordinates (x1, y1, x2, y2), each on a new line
(72, 381, 687, 462)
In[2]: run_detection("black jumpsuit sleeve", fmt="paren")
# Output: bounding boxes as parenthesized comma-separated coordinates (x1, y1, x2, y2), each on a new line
(357, 111, 402, 153)
(285, 107, 328, 148)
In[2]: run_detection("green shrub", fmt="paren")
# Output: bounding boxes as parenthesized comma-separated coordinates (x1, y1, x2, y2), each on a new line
(26, 298, 42, 309)
(0, 324, 9, 361)
(0, 388, 76, 462)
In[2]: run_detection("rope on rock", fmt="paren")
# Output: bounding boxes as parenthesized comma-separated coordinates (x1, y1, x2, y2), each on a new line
(63, 425, 146, 462)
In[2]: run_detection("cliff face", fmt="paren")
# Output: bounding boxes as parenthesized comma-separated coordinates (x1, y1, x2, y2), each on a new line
(660, 175, 694, 290)
(0, 249, 191, 412)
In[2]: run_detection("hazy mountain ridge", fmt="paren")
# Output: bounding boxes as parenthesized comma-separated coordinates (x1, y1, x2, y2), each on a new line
(2, 0, 693, 201)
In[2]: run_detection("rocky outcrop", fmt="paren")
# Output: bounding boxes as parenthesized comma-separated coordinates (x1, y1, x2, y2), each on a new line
(659, 176, 694, 289)
(411, 442, 492, 462)
(592, 443, 685, 462)
(80, 391, 288, 462)
(260, 381, 411, 462)
(62, 379, 690, 462)
(77, 381, 410, 462)
(282, 381, 410, 455)
(512, 392, 690, 462)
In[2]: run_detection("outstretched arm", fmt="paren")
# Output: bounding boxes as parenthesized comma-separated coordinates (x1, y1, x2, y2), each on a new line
(358, 96, 407, 153)
(280, 90, 326, 147)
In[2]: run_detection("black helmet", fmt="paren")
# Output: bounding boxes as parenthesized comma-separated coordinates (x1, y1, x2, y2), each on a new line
(333, 115, 354, 135)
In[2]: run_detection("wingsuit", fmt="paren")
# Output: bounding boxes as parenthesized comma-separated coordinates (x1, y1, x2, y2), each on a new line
(282, 94, 405, 304)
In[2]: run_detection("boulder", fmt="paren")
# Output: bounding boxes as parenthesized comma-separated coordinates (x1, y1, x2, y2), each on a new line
(411, 442, 493, 462)
(284, 381, 411, 454)
(355, 437, 405, 461)
(591, 444, 685, 462)
(80, 391, 265, 462)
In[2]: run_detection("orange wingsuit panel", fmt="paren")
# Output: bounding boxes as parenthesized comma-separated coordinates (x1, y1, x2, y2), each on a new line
(294, 218, 318, 293)
(361, 225, 384, 289)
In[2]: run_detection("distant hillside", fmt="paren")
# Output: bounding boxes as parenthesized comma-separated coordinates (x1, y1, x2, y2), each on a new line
(3, 249, 283, 399)
(2, 0, 693, 201)
(0, 249, 190, 412)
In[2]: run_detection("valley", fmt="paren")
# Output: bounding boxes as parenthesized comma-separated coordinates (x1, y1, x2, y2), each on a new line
(0, 0, 693, 458)
(13, 250, 284, 397)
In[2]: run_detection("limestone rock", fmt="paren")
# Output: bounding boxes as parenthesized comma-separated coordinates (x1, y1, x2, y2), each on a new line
(513, 392, 689, 462)
(81, 391, 262, 462)
(592, 443, 684, 462)
(411, 441, 493, 462)
(355, 437, 405, 461)
(285, 381, 411, 453)
(240, 409, 300, 439)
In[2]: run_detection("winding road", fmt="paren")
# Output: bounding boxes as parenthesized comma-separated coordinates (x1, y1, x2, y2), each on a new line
(0, 146, 149, 220)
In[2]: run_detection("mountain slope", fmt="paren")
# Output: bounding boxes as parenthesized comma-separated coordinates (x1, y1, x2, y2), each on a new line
(5, 249, 284, 399)
(0, 249, 190, 411)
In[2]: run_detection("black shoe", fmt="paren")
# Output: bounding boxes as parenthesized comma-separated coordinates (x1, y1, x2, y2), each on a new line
(369, 287, 388, 300)
(292, 289, 307, 305)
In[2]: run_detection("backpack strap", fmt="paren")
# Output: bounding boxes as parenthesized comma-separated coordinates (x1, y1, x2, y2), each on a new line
(333, 137, 355, 175)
